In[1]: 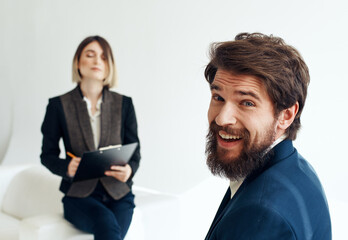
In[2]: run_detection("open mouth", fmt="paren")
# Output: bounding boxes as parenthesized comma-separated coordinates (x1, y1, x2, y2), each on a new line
(218, 131, 242, 142)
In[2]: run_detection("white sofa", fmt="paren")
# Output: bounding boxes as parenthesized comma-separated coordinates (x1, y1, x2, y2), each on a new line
(0, 164, 180, 240)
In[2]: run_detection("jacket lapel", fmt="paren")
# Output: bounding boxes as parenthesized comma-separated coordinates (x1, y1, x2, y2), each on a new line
(205, 181, 249, 240)
(205, 188, 232, 240)
(71, 87, 95, 151)
(99, 88, 111, 148)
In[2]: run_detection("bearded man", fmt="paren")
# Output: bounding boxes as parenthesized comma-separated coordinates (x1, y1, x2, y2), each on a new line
(204, 33, 331, 240)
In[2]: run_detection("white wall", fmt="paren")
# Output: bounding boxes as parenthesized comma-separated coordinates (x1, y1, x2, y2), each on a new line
(1, 0, 347, 238)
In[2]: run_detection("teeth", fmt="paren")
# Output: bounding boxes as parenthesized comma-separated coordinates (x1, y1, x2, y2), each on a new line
(219, 132, 241, 140)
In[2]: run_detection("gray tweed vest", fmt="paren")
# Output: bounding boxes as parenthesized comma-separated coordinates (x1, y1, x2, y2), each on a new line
(60, 87, 130, 200)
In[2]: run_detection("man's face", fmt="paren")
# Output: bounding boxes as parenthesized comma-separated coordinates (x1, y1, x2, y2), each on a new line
(206, 69, 282, 180)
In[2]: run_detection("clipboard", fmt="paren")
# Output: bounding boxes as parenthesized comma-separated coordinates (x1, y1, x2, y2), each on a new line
(73, 142, 138, 182)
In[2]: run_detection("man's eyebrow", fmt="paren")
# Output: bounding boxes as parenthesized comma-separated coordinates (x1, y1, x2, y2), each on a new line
(236, 90, 261, 101)
(210, 84, 261, 101)
(210, 84, 220, 91)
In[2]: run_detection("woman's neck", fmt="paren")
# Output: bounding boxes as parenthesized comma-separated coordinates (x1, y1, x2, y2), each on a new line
(80, 79, 104, 116)
(80, 79, 104, 102)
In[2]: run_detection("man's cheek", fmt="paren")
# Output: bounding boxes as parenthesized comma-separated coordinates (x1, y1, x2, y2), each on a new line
(208, 106, 217, 124)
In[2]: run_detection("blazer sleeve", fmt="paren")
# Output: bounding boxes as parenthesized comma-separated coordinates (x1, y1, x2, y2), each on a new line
(40, 97, 71, 180)
(215, 204, 296, 240)
(122, 96, 141, 179)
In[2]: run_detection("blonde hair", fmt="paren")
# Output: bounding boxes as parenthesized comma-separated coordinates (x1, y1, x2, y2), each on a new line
(72, 36, 117, 88)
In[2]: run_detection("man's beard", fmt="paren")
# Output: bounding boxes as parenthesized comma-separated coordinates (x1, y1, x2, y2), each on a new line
(205, 121, 276, 181)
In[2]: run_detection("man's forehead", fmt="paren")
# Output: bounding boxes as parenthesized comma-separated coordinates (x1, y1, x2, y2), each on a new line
(212, 69, 265, 92)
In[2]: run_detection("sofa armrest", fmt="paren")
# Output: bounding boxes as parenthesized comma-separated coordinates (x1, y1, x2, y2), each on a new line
(0, 164, 31, 208)
(19, 213, 92, 240)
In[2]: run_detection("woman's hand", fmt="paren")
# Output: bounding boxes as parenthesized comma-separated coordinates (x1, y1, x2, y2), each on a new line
(105, 164, 132, 183)
(67, 157, 81, 177)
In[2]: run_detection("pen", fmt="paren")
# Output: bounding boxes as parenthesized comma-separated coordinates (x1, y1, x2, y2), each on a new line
(67, 152, 77, 158)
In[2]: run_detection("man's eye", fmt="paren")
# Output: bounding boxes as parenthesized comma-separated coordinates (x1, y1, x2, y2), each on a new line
(213, 95, 224, 102)
(241, 101, 255, 107)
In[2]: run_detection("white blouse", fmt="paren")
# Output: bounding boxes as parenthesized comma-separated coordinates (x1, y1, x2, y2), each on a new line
(83, 96, 102, 149)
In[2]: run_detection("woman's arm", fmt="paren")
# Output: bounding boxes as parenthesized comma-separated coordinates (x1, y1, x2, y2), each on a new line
(122, 97, 141, 179)
(40, 97, 71, 180)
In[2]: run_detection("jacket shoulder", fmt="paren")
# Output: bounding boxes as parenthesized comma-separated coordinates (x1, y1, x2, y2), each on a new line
(107, 90, 133, 106)
(47, 96, 62, 108)
(107, 90, 129, 100)
(217, 203, 296, 239)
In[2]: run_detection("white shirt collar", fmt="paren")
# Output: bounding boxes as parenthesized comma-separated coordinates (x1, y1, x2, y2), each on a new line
(83, 96, 102, 117)
(268, 134, 287, 151)
(229, 178, 244, 199)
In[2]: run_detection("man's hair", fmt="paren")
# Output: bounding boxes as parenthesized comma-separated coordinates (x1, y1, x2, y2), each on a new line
(205, 32, 310, 140)
(72, 35, 117, 88)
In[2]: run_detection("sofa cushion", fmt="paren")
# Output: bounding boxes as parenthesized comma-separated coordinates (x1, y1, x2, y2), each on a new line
(67, 234, 94, 240)
(0, 212, 20, 240)
(2, 165, 63, 219)
(20, 213, 92, 240)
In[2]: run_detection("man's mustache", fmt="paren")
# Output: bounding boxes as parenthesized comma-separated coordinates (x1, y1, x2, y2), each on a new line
(209, 121, 249, 138)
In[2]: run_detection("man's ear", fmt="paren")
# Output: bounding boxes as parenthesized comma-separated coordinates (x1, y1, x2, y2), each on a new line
(277, 102, 299, 130)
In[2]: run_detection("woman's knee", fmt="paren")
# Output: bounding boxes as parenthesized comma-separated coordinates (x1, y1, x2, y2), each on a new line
(63, 196, 118, 233)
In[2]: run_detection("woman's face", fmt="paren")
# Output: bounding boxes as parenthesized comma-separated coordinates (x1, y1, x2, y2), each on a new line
(78, 41, 108, 82)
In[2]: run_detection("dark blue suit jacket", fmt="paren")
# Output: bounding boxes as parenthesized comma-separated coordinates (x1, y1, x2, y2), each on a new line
(205, 140, 331, 240)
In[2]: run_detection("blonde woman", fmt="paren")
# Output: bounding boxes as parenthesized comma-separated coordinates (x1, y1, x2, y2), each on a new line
(41, 36, 140, 240)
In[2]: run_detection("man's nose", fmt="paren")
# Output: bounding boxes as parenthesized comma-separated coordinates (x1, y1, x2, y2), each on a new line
(215, 104, 237, 126)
